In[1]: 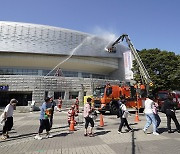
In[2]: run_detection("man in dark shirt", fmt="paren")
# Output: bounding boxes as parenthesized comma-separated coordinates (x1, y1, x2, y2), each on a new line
(49, 96, 56, 128)
(163, 96, 180, 133)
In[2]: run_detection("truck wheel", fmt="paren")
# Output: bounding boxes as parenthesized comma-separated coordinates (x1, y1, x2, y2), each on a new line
(110, 103, 118, 115)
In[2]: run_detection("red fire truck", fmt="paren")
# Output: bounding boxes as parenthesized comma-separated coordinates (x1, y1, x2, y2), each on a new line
(93, 34, 153, 114)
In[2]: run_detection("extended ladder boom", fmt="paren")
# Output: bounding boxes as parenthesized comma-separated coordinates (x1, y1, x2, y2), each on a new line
(107, 34, 153, 86)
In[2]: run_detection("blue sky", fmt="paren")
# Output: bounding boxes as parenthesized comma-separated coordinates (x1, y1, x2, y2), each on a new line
(0, 0, 179, 54)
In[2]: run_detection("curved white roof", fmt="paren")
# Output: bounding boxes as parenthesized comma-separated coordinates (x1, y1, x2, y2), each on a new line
(0, 21, 128, 58)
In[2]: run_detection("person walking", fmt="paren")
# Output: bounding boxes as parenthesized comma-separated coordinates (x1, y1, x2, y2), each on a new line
(153, 102, 161, 131)
(1, 99, 18, 140)
(34, 97, 53, 140)
(49, 95, 56, 128)
(143, 94, 159, 135)
(163, 96, 180, 133)
(83, 97, 94, 137)
(118, 99, 132, 134)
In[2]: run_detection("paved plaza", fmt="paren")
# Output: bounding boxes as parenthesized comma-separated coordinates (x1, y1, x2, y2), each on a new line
(0, 108, 180, 154)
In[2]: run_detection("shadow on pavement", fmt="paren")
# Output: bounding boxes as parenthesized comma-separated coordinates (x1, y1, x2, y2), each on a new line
(52, 125, 69, 130)
(0, 132, 37, 143)
(132, 130, 135, 154)
(96, 127, 104, 130)
(129, 123, 138, 126)
(53, 132, 70, 137)
(95, 130, 111, 136)
(157, 127, 177, 134)
(158, 127, 167, 133)
(130, 128, 141, 132)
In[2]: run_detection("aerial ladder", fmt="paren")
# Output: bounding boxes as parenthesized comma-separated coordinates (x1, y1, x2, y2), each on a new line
(92, 34, 153, 114)
(106, 34, 153, 88)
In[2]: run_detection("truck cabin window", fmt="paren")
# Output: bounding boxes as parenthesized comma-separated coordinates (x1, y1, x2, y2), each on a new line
(93, 87, 105, 97)
(106, 87, 112, 96)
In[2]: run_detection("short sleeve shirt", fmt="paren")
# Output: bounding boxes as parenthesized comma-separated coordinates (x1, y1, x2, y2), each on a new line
(39, 102, 51, 119)
(4, 104, 14, 117)
(83, 103, 91, 118)
(144, 98, 154, 114)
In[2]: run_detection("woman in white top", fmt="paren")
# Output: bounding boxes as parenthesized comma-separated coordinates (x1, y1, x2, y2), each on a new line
(1, 99, 18, 140)
(143, 95, 159, 135)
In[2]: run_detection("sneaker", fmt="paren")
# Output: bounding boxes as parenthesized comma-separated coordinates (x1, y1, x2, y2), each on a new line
(34, 135, 42, 140)
(143, 129, 147, 134)
(89, 133, 95, 137)
(153, 132, 159, 135)
(46, 134, 53, 138)
(118, 131, 122, 134)
(177, 130, 180, 133)
(1, 135, 7, 140)
(84, 133, 88, 136)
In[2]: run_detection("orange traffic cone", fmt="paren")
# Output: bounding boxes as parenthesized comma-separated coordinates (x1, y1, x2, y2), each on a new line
(69, 117, 75, 131)
(135, 111, 140, 122)
(99, 114, 104, 127)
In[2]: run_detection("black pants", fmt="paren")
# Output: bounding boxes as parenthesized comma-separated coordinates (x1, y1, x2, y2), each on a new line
(118, 117, 131, 132)
(38, 119, 50, 133)
(85, 117, 94, 129)
(166, 109, 180, 131)
(3, 117, 13, 134)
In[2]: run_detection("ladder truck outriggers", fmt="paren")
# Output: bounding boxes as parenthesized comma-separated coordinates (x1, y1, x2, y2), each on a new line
(93, 34, 153, 114)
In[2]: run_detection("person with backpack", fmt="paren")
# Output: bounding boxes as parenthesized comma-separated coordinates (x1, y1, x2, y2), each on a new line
(117, 99, 133, 134)
(162, 96, 180, 133)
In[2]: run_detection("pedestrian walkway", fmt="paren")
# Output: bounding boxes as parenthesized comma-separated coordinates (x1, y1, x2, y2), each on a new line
(0, 109, 180, 154)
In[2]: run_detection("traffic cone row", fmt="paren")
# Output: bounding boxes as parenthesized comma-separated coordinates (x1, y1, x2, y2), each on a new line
(69, 110, 139, 132)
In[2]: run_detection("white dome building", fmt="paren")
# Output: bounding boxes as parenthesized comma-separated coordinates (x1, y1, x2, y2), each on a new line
(0, 21, 131, 107)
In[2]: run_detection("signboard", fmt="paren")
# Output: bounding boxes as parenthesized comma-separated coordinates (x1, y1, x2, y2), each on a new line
(0, 85, 9, 91)
(123, 51, 133, 80)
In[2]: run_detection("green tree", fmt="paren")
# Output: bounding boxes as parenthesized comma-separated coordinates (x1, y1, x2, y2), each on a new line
(132, 48, 180, 92)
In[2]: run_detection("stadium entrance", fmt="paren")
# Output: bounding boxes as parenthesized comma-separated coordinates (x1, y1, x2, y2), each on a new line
(0, 91, 32, 107)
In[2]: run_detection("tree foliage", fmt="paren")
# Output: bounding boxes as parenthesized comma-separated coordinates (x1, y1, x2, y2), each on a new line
(132, 48, 180, 92)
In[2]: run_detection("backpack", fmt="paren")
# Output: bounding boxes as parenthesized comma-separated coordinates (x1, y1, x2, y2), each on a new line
(117, 105, 124, 118)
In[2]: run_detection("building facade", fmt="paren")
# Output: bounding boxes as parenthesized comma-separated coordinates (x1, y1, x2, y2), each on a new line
(0, 21, 130, 107)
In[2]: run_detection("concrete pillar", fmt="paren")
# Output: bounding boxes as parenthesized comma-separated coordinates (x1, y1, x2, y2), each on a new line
(78, 84, 84, 105)
(64, 89, 69, 100)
